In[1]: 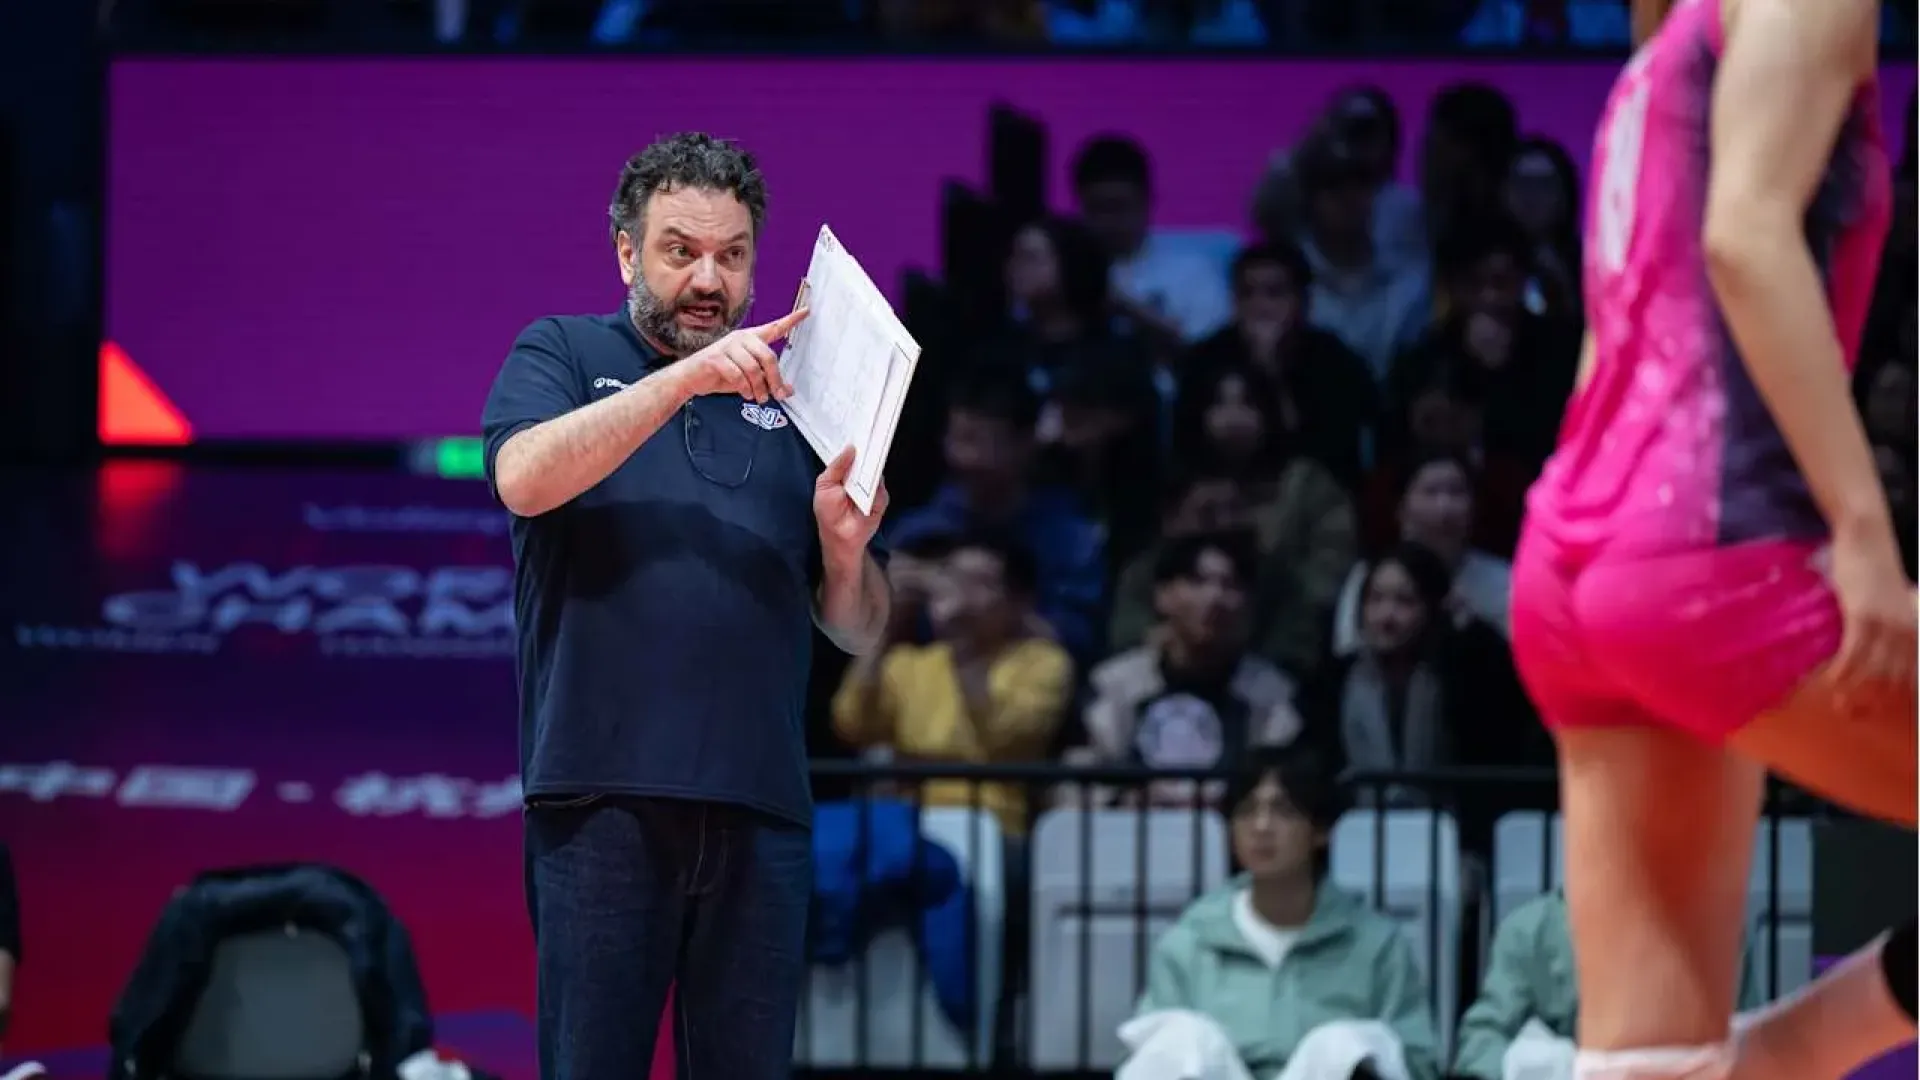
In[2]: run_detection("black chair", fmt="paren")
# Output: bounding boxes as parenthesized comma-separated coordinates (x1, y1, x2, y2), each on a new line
(172, 928, 368, 1080)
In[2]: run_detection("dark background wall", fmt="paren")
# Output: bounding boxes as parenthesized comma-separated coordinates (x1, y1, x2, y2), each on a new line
(0, 2, 101, 466)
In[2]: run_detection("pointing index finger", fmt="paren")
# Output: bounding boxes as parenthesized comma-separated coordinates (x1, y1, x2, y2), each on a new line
(755, 306, 810, 345)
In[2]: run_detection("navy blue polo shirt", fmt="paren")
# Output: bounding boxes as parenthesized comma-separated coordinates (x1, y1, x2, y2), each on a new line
(481, 310, 845, 826)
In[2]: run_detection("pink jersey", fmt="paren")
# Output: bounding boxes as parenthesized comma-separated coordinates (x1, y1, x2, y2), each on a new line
(1525, 0, 1892, 563)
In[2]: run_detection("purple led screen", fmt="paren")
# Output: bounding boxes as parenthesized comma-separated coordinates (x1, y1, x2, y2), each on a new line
(1816, 957, 1916, 1080)
(106, 58, 1917, 442)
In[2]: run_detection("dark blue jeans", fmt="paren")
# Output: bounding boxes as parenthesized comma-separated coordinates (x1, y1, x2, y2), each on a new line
(525, 796, 811, 1080)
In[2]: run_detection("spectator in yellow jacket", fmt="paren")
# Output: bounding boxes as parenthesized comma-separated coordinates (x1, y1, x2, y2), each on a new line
(833, 529, 1073, 838)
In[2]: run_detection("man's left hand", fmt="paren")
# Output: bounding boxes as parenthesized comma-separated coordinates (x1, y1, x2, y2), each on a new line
(815, 446, 888, 557)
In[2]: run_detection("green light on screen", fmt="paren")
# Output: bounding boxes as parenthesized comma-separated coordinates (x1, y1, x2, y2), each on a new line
(434, 437, 486, 479)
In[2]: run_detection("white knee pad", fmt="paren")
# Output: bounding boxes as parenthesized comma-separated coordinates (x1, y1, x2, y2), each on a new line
(1573, 1043, 1735, 1080)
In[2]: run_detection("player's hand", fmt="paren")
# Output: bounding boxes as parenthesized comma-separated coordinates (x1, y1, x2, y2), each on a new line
(677, 308, 808, 404)
(814, 446, 888, 554)
(1823, 520, 1918, 700)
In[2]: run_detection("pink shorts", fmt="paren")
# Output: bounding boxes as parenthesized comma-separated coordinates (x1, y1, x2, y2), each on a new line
(1511, 529, 1840, 741)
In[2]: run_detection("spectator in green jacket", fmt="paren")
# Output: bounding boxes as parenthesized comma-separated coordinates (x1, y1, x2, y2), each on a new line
(1133, 745, 1441, 1079)
(1450, 889, 1767, 1079)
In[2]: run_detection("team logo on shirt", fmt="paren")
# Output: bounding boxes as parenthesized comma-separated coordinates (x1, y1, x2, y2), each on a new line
(1135, 693, 1226, 767)
(591, 376, 629, 392)
(740, 402, 790, 430)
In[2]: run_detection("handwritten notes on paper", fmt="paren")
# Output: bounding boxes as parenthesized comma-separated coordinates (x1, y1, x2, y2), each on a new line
(777, 224, 921, 515)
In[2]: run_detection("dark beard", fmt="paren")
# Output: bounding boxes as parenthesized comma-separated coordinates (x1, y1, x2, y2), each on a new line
(627, 275, 752, 356)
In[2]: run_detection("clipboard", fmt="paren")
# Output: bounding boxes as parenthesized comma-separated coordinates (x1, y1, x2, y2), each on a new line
(776, 224, 921, 515)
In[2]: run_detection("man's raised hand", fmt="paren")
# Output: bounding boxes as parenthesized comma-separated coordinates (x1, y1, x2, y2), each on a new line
(678, 308, 809, 404)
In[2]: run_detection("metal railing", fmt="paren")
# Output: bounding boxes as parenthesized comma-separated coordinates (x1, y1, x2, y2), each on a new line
(792, 761, 1838, 1076)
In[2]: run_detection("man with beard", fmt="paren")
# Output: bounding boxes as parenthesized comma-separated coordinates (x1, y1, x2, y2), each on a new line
(481, 131, 891, 1080)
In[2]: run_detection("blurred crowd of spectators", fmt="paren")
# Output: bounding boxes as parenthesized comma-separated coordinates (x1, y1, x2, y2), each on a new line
(96, 0, 1920, 51)
(833, 76, 1917, 836)
(809, 75, 1916, 1076)
(1105, 744, 1774, 1079)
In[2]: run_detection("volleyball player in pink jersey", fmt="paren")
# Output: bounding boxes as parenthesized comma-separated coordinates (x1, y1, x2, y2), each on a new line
(1510, 0, 1915, 1076)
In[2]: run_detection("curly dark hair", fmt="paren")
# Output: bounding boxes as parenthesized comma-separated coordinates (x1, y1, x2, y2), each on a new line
(608, 131, 769, 246)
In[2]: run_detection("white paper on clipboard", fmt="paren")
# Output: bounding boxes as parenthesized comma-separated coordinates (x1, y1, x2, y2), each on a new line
(776, 224, 921, 515)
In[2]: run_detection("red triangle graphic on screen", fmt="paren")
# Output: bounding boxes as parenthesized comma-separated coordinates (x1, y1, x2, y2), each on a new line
(99, 340, 193, 445)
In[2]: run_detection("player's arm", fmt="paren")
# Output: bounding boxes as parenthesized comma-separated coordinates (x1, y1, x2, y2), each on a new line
(1702, 0, 1889, 539)
(816, 550, 892, 656)
(493, 364, 697, 519)
(488, 311, 803, 518)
